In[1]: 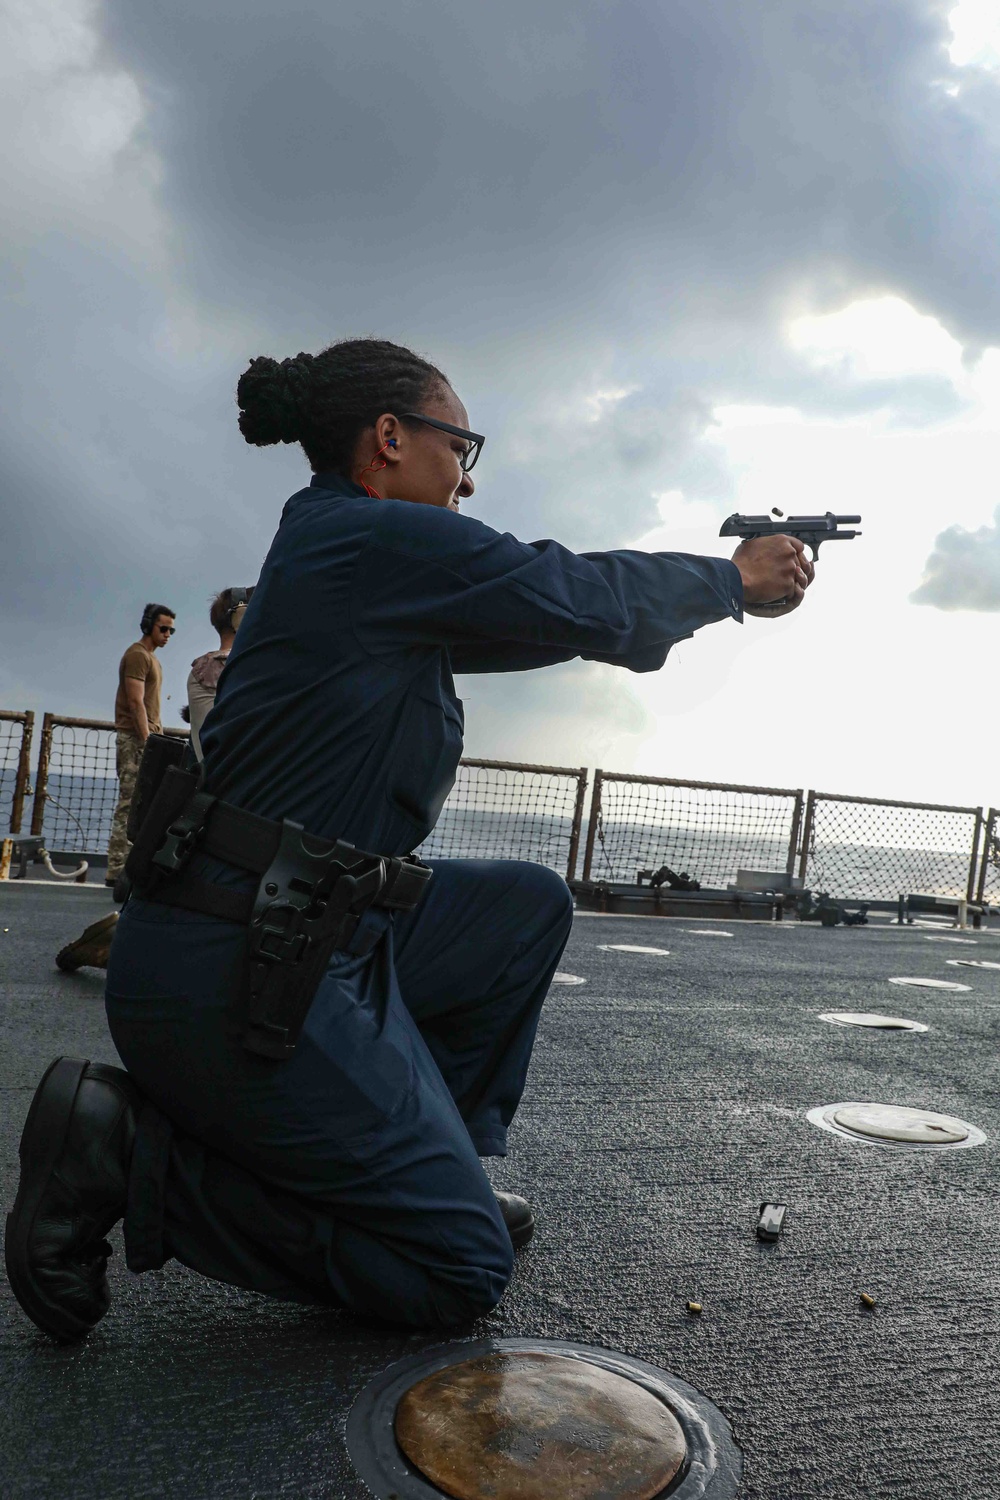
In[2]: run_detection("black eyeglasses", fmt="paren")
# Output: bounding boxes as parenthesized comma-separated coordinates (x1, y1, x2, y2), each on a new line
(157, 625, 176, 635)
(399, 413, 485, 472)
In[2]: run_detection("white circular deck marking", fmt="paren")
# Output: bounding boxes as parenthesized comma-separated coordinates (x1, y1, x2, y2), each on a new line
(887, 976, 971, 991)
(551, 972, 587, 985)
(834, 1103, 969, 1144)
(807, 1101, 986, 1150)
(597, 944, 671, 955)
(924, 936, 977, 944)
(819, 1012, 928, 1032)
(947, 958, 1000, 970)
(684, 929, 734, 937)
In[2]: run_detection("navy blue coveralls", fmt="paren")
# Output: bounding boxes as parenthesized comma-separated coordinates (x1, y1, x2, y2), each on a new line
(106, 474, 743, 1327)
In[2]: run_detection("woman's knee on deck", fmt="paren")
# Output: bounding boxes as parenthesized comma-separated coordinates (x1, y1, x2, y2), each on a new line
(341, 1197, 515, 1329)
(504, 860, 575, 936)
(417, 1239, 514, 1327)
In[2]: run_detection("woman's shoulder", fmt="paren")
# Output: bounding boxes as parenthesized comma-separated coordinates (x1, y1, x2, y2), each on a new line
(274, 486, 383, 557)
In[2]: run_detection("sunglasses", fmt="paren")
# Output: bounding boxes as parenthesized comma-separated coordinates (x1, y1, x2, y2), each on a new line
(399, 413, 485, 472)
(156, 625, 176, 635)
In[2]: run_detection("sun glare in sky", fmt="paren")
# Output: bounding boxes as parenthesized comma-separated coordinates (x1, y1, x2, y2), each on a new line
(789, 298, 964, 382)
(949, 0, 1000, 67)
(619, 281, 1000, 806)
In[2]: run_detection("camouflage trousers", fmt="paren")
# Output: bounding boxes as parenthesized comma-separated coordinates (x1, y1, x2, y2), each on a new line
(107, 731, 144, 880)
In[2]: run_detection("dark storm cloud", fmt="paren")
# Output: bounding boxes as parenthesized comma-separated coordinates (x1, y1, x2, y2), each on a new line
(95, 0, 1000, 341)
(92, 0, 1000, 540)
(911, 507, 1000, 610)
(5, 0, 1000, 723)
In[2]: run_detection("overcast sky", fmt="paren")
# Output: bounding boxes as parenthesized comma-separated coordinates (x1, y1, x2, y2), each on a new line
(4, 0, 1000, 806)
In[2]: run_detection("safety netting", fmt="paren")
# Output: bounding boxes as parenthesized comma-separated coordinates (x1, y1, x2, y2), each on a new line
(417, 760, 588, 877)
(8, 697, 998, 906)
(37, 722, 120, 852)
(0, 712, 31, 834)
(583, 774, 801, 888)
(978, 809, 1000, 907)
(800, 794, 980, 902)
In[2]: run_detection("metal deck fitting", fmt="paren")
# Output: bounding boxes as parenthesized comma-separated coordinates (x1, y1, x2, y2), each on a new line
(346, 1338, 742, 1500)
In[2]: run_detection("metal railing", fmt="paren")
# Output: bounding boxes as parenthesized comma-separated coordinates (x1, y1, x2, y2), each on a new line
(0, 710, 35, 834)
(20, 713, 589, 880)
(798, 791, 984, 903)
(10, 701, 1000, 902)
(417, 759, 589, 879)
(29, 715, 188, 855)
(976, 807, 1000, 908)
(581, 769, 804, 887)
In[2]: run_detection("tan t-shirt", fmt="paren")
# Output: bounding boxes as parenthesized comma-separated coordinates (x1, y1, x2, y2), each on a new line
(115, 642, 163, 735)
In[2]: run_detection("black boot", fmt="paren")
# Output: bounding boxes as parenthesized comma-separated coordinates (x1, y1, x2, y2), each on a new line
(495, 1191, 535, 1249)
(4, 1058, 140, 1342)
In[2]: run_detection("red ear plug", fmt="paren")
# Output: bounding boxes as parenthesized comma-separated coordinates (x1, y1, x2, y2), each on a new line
(362, 441, 393, 475)
(360, 439, 396, 497)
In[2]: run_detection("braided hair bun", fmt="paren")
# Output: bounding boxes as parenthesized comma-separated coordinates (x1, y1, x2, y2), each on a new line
(236, 353, 316, 446)
(235, 337, 449, 474)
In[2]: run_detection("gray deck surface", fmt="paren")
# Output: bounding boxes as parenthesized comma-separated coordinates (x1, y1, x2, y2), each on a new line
(1, 882, 998, 1500)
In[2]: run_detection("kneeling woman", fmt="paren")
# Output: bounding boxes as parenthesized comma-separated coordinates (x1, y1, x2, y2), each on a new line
(6, 338, 811, 1340)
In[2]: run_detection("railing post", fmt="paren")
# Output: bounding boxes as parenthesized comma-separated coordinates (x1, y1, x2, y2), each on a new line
(785, 790, 804, 882)
(9, 710, 34, 834)
(967, 808, 985, 905)
(797, 790, 816, 885)
(581, 769, 603, 881)
(977, 808, 996, 905)
(565, 768, 589, 881)
(29, 712, 54, 837)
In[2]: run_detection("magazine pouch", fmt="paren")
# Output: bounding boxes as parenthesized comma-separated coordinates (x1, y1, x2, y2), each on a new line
(126, 734, 189, 843)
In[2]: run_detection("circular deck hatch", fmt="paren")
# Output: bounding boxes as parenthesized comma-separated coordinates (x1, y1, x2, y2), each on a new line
(807, 1101, 986, 1151)
(347, 1338, 743, 1500)
(395, 1350, 687, 1500)
(818, 1012, 928, 1032)
(887, 976, 970, 991)
(598, 944, 670, 956)
(833, 1103, 969, 1144)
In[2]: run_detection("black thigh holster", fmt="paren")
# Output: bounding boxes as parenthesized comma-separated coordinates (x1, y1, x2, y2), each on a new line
(121, 765, 431, 1063)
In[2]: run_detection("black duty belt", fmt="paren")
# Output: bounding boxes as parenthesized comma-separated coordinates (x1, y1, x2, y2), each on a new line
(125, 760, 431, 1061)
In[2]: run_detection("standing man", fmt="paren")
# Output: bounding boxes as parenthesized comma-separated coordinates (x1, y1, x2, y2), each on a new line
(57, 600, 180, 970)
(105, 603, 175, 888)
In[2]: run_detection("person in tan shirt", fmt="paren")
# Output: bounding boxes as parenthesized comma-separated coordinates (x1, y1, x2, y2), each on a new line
(184, 586, 254, 759)
(106, 602, 175, 885)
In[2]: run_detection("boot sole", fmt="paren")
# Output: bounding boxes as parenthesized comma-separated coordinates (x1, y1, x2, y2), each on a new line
(509, 1215, 534, 1250)
(4, 1057, 96, 1342)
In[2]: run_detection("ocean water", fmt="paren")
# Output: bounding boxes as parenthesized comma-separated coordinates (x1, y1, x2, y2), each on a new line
(589, 826, 978, 901)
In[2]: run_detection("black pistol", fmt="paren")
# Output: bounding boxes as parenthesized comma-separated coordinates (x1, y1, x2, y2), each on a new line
(719, 511, 861, 562)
